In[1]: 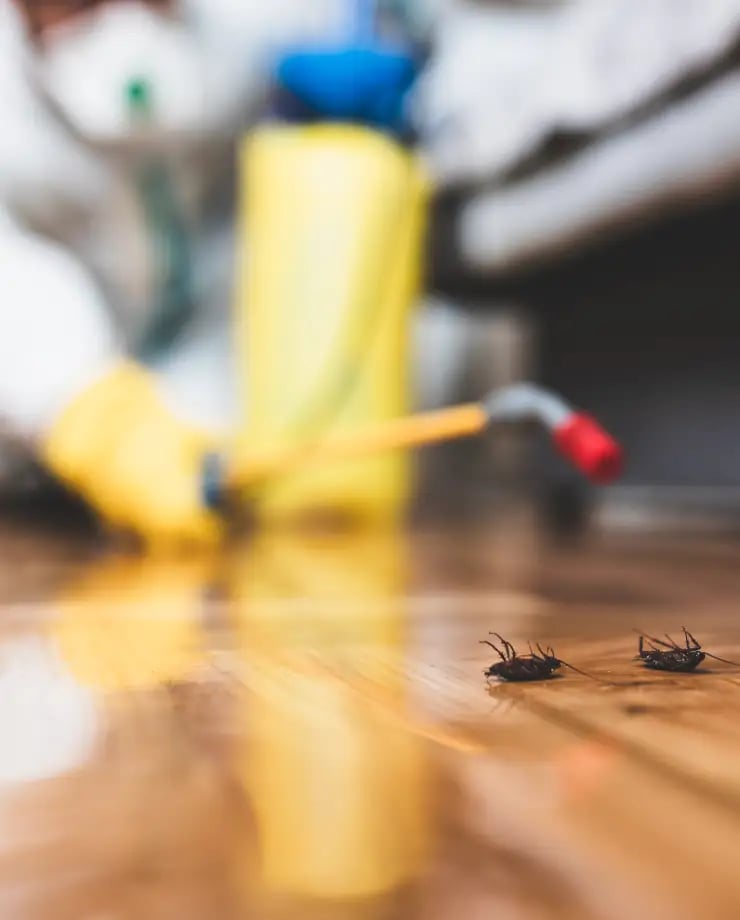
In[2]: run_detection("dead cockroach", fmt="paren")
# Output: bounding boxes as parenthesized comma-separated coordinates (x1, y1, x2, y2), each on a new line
(634, 627, 740, 673)
(480, 633, 598, 683)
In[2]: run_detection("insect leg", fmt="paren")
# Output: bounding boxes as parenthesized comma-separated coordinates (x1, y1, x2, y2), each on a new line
(480, 639, 506, 663)
(492, 633, 515, 661)
(632, 629, 661, 653)
(683, 627, 701, 650)
(634, 635, 652, 661)
(637, 630, 677, 651)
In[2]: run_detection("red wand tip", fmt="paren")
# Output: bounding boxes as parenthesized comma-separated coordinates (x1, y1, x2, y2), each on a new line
(553, 414, 624, 483)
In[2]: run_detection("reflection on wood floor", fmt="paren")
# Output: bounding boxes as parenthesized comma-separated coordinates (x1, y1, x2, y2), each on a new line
(0, 520, 739, 918)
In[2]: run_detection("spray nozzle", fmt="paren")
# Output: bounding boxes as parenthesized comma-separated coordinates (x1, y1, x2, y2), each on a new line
(553, 414, 624, 484)
(126, 76, 154, 120)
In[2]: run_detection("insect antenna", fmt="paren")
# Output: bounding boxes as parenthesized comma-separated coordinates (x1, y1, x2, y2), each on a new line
(702, 651, 740, 667)
(559, 661, 601, 681)
(678, 625, 740, 665)
(554, 655, 604, 682)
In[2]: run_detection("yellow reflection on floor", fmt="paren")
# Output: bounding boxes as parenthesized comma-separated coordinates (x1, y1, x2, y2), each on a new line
(230, 528, 430, 905)
(52, 555, 214, 691)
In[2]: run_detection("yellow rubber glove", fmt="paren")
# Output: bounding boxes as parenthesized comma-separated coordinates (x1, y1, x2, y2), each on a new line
(43, 362, 221, 546)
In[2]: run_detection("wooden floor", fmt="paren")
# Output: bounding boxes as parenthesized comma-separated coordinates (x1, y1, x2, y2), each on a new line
(1, 517, 740, 919)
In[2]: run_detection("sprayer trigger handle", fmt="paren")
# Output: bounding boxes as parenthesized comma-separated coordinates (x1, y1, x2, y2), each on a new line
(202, 453, 227, 511)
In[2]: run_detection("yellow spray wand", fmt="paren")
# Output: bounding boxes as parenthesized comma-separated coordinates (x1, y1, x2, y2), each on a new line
(232, 403, 487, 487)
(205, 384, 623, 506)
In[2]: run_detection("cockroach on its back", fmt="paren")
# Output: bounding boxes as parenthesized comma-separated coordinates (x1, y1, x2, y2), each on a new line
(480, 633, 596, 683)
(634, 627, 740, 672)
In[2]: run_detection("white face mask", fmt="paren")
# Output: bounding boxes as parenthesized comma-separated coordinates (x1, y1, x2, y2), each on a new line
(30, 2, 208, 149)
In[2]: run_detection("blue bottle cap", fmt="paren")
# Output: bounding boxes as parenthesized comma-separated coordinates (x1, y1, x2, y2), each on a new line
(273, 42, 418, 135)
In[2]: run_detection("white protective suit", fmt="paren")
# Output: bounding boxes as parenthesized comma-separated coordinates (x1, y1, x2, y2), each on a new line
(0, 0, 350, 541)
(0, 0, 355, 427)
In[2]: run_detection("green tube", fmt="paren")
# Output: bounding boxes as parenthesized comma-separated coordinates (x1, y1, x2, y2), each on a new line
(126, 77, 196, 360)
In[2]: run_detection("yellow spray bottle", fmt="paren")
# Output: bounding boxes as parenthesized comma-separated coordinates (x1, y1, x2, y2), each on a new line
(233, 2, 428, 525)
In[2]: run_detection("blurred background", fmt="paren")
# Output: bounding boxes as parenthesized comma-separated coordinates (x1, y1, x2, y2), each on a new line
(421, 0, 740, 537)
(0, 0, 739, 539)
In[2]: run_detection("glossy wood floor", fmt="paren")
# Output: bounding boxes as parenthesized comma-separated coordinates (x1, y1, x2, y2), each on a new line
(1, 516, 740, 919)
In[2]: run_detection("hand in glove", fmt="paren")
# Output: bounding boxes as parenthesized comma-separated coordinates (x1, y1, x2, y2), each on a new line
(44, 362, 221, 547)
